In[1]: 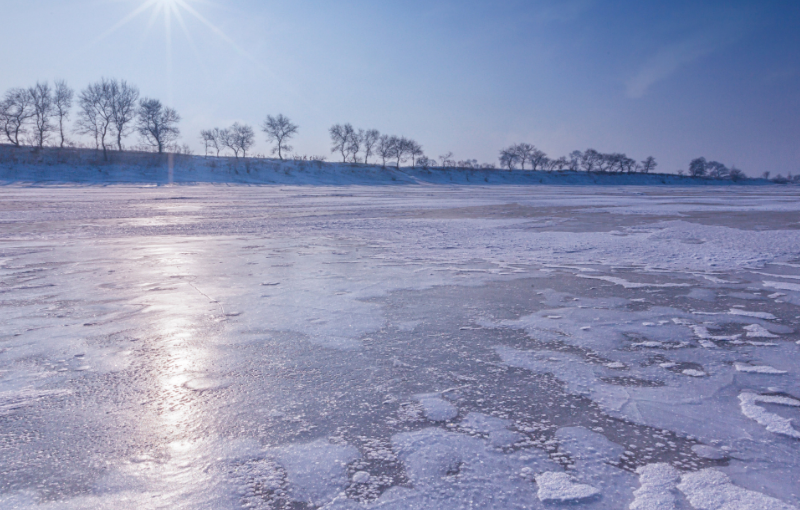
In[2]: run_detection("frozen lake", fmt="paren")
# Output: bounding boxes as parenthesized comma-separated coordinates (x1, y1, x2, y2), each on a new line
(1, 185, 799, 509)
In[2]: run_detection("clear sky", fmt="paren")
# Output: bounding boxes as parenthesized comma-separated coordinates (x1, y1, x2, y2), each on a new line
(3, 0, 799, 175)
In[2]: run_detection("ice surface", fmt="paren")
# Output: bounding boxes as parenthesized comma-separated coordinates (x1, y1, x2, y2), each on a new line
(535, 471, 601, 504)
(764, 281, 800, 292)
(630, 463, 680, 510)
(728, 309, 778, 320)
(744, 324, 779, 338)
(460, 412, 524, 448)
(270, 439, 360, 506)
(734, 363, 787, 374)
(415, 394, 458, 422)
(2, 185, 800, 508)
(678, 469, 798, 510)
(738, 392, 800, 438)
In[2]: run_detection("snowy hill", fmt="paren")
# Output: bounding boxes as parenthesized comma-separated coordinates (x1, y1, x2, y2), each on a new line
(0, 145, 768, 186)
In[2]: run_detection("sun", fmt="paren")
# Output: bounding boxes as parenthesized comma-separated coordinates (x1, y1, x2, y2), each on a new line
(95, 0, 245, 58)
(93, 0, 258, 78)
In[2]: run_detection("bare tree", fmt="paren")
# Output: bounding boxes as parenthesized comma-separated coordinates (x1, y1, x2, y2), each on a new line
(408, 139, 423, 166)
(706, 161, 729, 179)
(439, 152, 455, 168)
(595, 153, 614, 172)
(329, 123, 355, 162)
(218, 128, 232, 156)
(29, 82, 55, 148)
(361, 129, 380, 164)
(200, 127, 225, 157)
(136, 98, 180, 153)
(580, 149, 601, 172)
(689, 157, 707, 177)
(621, 155, 638, 173)
(499, 147, 520, 170)
(729, 166, 745, 181)
(604, 153, 635, 173)
(639, 156, 657, 174)
(391, 136, 412, 168)
(348, 129, 363, 163)
(110, 80, 139, 151)
(376, 134, 395, 167)
(200, 130, 214, 156)
(548, 156, 568, 171)
(529, 147, 548, 171)
(512, 143, 533, 169)
(76, 79, 115, 156)
(53, 80, 73, 148)
(0, 88, 35, 146)
(568, 150, 582, 171)
(416, 155, 434, 168)
(262, 114, 298, 160)
(223, 122, 255, 158)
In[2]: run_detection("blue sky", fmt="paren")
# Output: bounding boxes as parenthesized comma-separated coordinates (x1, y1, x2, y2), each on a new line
(3, 0, 799, 174)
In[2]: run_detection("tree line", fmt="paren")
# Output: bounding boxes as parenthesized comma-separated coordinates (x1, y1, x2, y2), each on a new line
(685, 157, 745, 181)
(200, 114, 299, 160)
(1, 79, 182, 159)
(499, 143, 657, 174)
(3, 80, 760, 180)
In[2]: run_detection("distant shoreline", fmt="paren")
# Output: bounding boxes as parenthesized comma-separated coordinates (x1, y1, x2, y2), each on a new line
(0, 145, 776, 186)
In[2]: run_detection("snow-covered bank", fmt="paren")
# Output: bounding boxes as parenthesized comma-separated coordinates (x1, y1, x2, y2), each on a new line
(0, 145, 772, 186)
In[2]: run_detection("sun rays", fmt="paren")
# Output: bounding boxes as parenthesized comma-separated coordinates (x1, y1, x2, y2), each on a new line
(93, 0, 257, 70)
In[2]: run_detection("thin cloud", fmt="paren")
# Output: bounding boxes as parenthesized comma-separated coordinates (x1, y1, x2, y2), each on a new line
(626, 13, 751, 98)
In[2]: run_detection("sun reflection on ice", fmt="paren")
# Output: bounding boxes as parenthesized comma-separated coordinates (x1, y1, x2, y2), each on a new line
(120, 240, 228, 501)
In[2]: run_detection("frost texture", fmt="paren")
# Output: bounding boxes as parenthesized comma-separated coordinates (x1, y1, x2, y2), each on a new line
(738, 393, 800, 438)
(535, 471, 601, 504)
(678, 469, 798, 510)
(630, 463, 680, 510)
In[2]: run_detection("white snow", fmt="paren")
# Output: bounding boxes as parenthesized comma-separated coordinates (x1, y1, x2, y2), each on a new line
(738, 392, 800, 439)
(683, 369, 707, 377)
(352, 471, 371, 484)
(270, 439, 360, 506)
(535, 471, 601, 504)
(691, 445, 727, 460)
(734, 363, 787, 374)
(691, 325, 741, 341)
(744, 324, 779, 338)
(415, 394, 458, 422)
(763, 281, 800, 292)
(630, 463, 680, 510)
(728, 309, 778, 320)
(460, 412, 524, 448)
(678, 469, 798, 510)
(578, 274, 690, 289)
(0, 388, 71, 416)
(3, 185, 800, 509)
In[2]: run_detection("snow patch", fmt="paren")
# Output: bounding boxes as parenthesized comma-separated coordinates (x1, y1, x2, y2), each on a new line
(691, 445, 727, 460)
(728, 309, 777, 320)
(0, 388, 72, 416)
(738, 392, 800, 439)
(630, 463, 680, 510)
(578, 274, 690, 289)
(691, 325, 741, 341)
(460, 412, 524, 448)
(734, 363, 787, 375)
(678, 468, 798, 510)
(270, 439, 360, 506)
(763, 281, 800, 292)
(415, 394, 458, 422)
(744, 324, 779, 338)
(535, 471, 601, 504)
